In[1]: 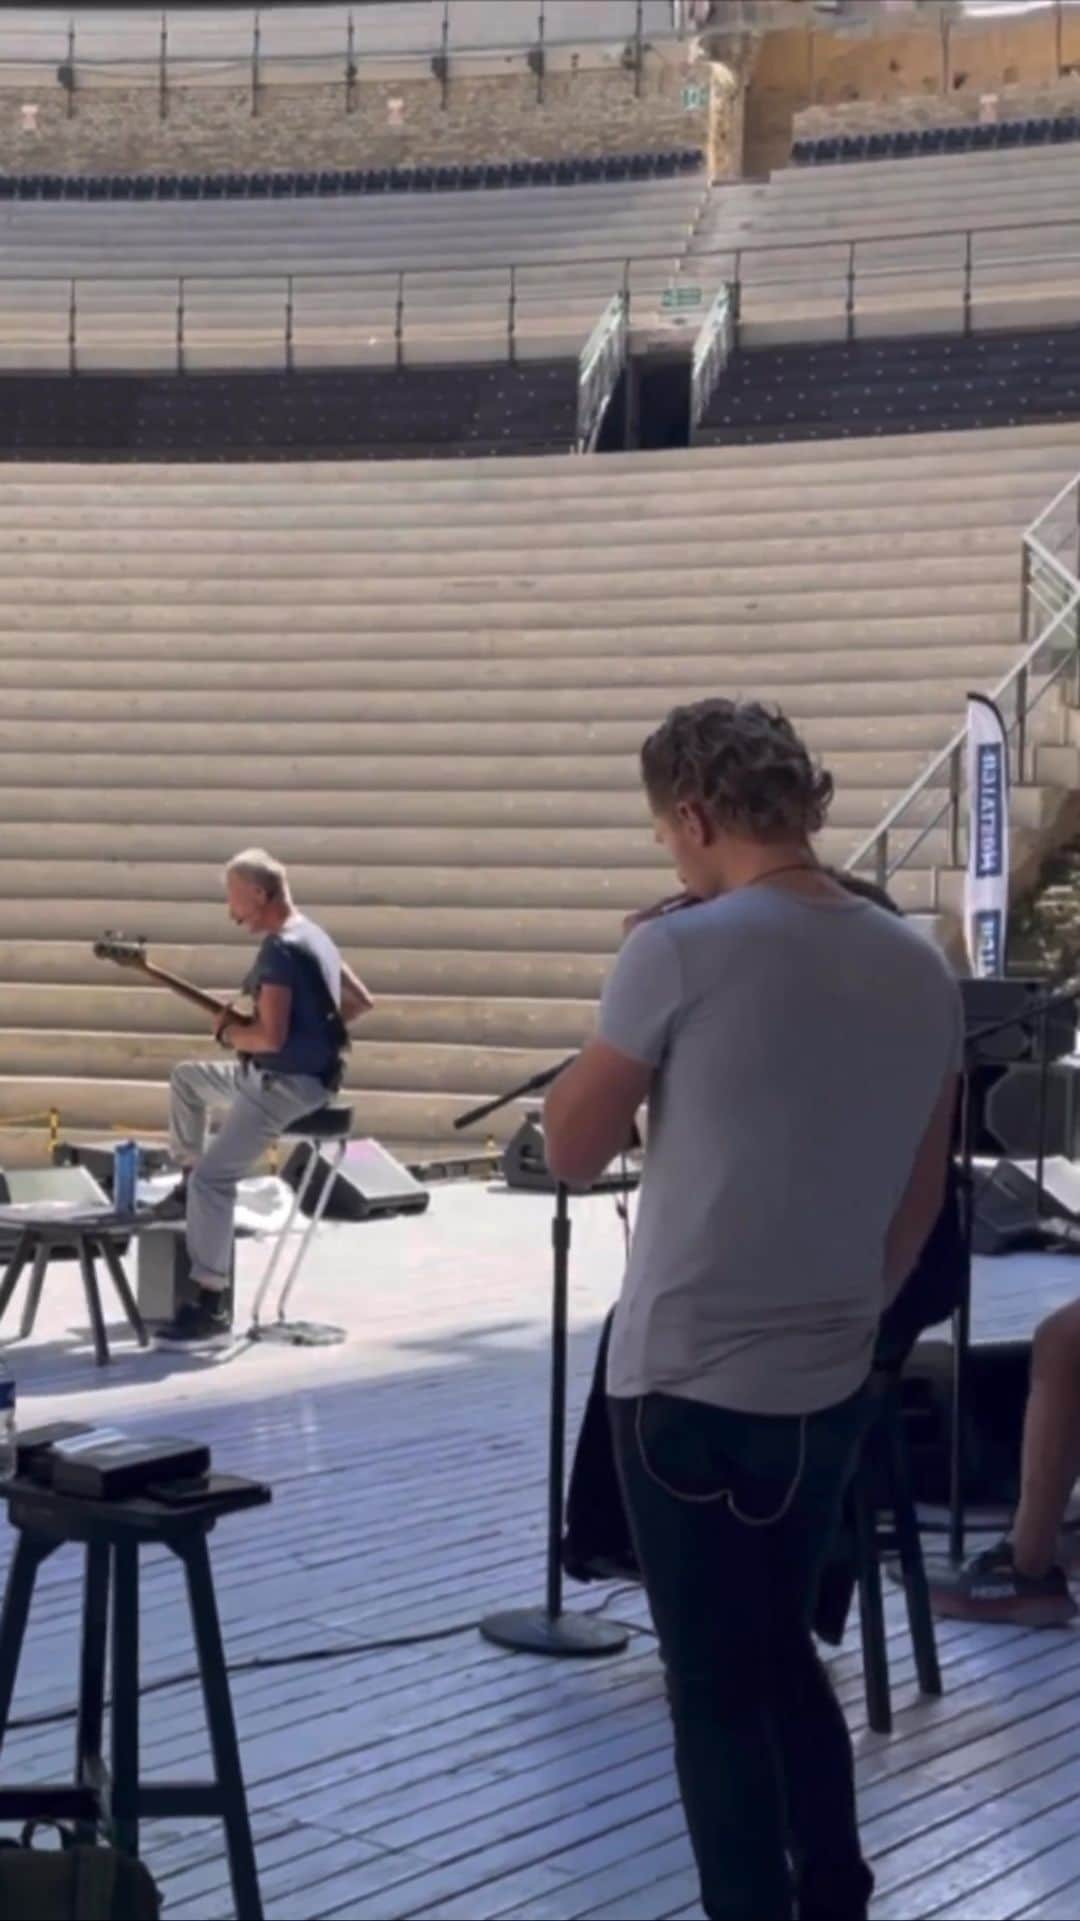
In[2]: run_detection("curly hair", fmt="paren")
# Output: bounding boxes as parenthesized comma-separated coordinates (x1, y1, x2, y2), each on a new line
(640, 700, 834, 843)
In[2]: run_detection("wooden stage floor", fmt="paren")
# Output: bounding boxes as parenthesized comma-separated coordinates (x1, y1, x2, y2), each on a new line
(1, 1179, 1079, 1921)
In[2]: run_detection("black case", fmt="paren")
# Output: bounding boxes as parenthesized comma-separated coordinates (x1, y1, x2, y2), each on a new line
(47, 1432, 211, 1500)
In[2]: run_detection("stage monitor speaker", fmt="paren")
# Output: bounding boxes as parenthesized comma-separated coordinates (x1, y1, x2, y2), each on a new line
(901, 1337, 1029, 1506)
(960, 977, 1076, 1064)
(984, 1060, 1080, 1159)
(282, 1137, 430, 1222)
(970, 1156, 1080, 1255)
(501, 1111, 641, 1195)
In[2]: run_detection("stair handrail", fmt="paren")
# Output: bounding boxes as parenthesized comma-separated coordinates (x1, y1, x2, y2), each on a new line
(689, 281, 734, 434)
(845, 470, 1080, 898)
(575, 290, 628, 453)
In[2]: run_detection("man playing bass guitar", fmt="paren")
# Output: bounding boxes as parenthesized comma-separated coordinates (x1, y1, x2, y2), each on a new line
(152, 848, 373, 1348)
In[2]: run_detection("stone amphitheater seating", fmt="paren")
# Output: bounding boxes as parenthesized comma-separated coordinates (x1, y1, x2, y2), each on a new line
(0, 421, 1075, 1164)
(0, 175, 704, 372)
(687, 143, 1080, 346)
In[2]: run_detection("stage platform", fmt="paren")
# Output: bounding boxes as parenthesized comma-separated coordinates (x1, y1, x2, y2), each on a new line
(0, 1179, 1079, 1921)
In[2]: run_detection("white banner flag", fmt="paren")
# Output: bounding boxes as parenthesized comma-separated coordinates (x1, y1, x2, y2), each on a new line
(964, 692, 1010, 977)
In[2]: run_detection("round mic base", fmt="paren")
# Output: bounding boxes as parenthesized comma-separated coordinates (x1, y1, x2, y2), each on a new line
(479, 1605, 628, 1658)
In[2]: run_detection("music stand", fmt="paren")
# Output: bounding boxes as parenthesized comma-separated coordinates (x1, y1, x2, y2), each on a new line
(454, 1062, 630, 1658)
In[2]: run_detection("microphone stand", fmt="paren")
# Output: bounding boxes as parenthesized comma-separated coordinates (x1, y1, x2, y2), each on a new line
(453, 1060, 630, 1658)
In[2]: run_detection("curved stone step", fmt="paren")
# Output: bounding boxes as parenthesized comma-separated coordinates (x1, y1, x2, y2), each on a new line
(0, 884, 937, 952)
(0, 780, 958, 832)
(0, 557, 1022, 607)
(0, 987, 595, 1050)
(0, 819, 949, 870)
(0, 746, 991, 792)
(0, 707, 1041, 756)
(0, 642, 1023, 698)
(0, 879, 941, 946)
(0, 584, 1017, 632)
(0, 510, 1045, 560)
(0, 676, 1004, 728)
(0, 849, 921, 911)
(0, 941, 611, 1000)
(0, 472, 1060, 530)
(0, 1030, 570, 1094)
(0, 1078, 549, 1147)
(0, 612, 1019, 662)
(0, 528, 1027, 581)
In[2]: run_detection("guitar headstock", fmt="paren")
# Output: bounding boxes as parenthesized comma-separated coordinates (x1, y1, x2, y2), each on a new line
(93, 932, 148, 971)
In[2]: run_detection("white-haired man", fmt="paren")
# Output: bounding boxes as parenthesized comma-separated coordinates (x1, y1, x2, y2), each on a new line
(153, 849, 373, 1347)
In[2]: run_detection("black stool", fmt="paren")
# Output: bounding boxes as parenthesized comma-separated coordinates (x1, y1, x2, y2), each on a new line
(0, 1473, 270, 1920)
(249, 1105, 353, 1345)
(852, 1371, 942, 1734)
(0, 1217, 148, 1366)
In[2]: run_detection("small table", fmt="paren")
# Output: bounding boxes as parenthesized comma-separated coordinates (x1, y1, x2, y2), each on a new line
(0, 1214, 148, 1365)
(0, 1471, 271, 1921)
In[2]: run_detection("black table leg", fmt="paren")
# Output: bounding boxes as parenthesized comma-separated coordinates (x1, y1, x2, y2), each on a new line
(75, 1541, 110, 1843)
(0, 1532, 56, 1745)
(0, 1230, 32, 1330)
(99, 1238, 148, 1348)
(77, 1238, 110, 1367)
(19, 1244, 50, 1341)
(179, 1534, 263, 1921)
(111, 1539, 139, 1856)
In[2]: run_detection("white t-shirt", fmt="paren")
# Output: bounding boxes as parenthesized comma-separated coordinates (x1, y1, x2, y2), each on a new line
(599, 887, 962, 1416)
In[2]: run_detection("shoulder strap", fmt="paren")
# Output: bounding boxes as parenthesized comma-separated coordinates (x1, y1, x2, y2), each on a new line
(286, 943, 351, 1056)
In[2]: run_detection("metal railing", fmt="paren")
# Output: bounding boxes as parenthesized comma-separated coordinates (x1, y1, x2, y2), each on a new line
(846, 473, 1080, 901)
(689, 282, 733, 434)
(3, 207, 1080, 375)
(0, 3, 681, 92)
(6, 203, 1080, 375)
(576, 292, 628, 452)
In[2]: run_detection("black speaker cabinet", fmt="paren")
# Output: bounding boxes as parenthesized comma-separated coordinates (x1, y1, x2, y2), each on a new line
(984, 1060, 1080, 1159)
(282, 1137, 430, 1221)
(960, 978, 1076, 1064)
(901, 1337, 1030, 1506)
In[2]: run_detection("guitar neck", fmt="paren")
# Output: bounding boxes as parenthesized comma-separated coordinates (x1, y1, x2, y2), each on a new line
(138, 963, 230, 1018)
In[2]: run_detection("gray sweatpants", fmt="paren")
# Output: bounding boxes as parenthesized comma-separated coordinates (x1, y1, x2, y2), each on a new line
(169, 1058, 328, 1288)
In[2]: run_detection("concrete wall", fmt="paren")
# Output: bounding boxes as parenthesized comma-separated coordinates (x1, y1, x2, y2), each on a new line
(797, 75, 1080, 143)
(0, 46, 731, 176)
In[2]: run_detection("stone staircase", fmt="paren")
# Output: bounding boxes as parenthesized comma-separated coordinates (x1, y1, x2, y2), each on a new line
(0, 420, 1076, 1165)
(683, 143, 1080, 346)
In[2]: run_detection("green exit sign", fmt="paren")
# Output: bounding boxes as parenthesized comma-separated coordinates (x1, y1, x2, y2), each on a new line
(662, 284, 703, 312)
(682, 82, 708, 111)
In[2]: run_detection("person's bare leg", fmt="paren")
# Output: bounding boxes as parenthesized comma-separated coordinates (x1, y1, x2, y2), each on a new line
(1011, 1300, 1080, 1577)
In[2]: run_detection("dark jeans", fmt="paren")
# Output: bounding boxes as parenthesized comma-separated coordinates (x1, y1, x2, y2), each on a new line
(609, 1387, 875, 1921)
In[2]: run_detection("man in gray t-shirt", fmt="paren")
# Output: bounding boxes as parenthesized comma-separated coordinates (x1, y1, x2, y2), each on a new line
(600, 881, 961, 1418)
(544, 699, 959, 1921)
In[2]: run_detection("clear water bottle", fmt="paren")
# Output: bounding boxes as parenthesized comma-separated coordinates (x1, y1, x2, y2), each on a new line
(0, 1377, 16, 1481)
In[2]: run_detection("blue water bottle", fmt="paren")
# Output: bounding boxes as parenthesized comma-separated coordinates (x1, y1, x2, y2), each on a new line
(113, 1140, 138, 1216)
